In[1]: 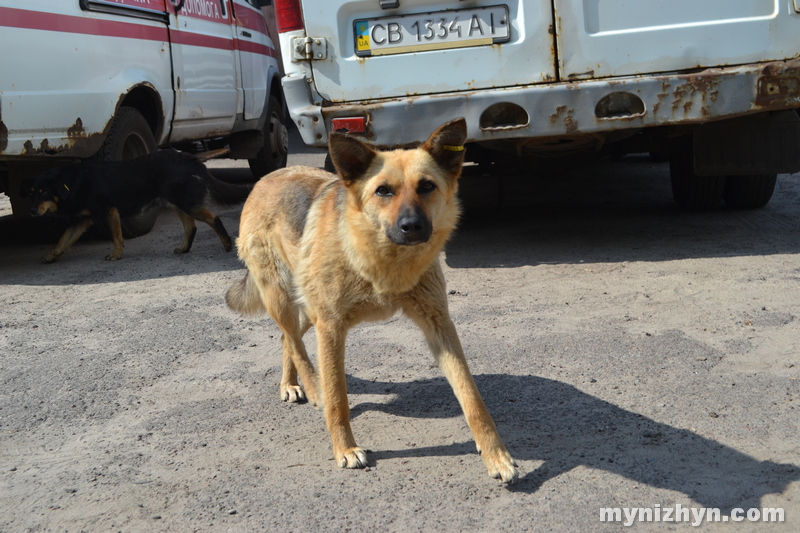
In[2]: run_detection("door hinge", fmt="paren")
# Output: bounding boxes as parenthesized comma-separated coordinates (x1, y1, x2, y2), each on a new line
(291, 37, 328, 61)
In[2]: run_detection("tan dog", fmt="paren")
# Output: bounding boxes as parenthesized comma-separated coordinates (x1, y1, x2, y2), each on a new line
(226, 118, 519, 483)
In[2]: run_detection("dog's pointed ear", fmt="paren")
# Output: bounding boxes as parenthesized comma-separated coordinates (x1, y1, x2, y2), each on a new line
(422, 118, 468, 177)
(328, 133, 378, 186)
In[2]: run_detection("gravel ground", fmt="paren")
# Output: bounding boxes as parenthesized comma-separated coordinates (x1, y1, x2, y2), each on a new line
(1, 146, 799, 531)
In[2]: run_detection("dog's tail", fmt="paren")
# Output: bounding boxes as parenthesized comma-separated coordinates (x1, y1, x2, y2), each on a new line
(206, 175, 252, 206)
(226, 271, 266, 315)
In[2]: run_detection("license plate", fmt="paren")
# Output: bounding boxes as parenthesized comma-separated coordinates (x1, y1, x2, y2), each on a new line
(354, 5, 510, 57)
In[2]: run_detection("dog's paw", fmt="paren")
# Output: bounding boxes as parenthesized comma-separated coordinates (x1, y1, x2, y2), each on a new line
(482, 448, 521, 484)
(105, 253, 122, 261)
(281, 384, 307, 403)
(41, 254, 59, 264)
(174, 246, 190, 254)
(304, 389, 323, 410)
(336, 447, 368, 469)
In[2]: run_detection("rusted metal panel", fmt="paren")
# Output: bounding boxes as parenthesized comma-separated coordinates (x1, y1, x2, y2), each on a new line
(288, 58, 800, 148)
(9, 112, 113, 159)
(16, 118, 105, 158)
(756, 58, 800, 107)
(19, 127, 106, 159)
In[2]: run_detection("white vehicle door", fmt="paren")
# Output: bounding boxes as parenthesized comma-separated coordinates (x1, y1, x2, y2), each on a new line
(167, 0, 240, 142)
(303, 0, 555, 103)
(554, 0, 799, 80)
(231, 0, 276, 120)
(0, 0, 174, 156)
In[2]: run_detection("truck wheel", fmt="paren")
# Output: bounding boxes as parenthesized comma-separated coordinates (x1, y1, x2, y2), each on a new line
(248, 95, 288, 178)
(95, 106, 159, 237)
(723, 174, 777, 208)
(669, 138, 726, 210)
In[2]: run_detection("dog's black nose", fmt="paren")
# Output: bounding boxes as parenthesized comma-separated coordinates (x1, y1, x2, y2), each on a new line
(399, 216, 424, 235)
(390, 209, 432, 245)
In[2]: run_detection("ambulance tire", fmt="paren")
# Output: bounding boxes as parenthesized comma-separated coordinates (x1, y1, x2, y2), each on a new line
(94, 106, 159, 238)
(248, 95, 288, 178)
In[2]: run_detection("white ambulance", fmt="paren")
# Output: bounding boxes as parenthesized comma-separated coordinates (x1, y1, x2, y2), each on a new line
(0, 0, 286, 232)
(274, 0, 800, 210)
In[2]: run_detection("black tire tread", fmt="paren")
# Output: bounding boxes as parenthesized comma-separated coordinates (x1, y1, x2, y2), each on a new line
(669, 137, 726, 211)
(723, 174, 777, 209)
(248, 95, 288, 178)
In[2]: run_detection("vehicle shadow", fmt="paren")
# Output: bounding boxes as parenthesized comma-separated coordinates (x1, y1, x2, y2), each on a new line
(347, 374, 800, 510)
(447, 156, 800, 268)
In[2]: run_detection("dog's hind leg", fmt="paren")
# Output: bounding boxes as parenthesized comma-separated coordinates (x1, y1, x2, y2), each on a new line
(403, 267, 520, 484)
(105, 207, 125, 261)
(186, 207, 233, 252)
(174, 209, 198, 253)
(261, 283, 321, 407)
(42, 218, 94, 263)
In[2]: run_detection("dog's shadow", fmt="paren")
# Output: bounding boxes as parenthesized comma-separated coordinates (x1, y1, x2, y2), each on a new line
(347, 374, 799, 509)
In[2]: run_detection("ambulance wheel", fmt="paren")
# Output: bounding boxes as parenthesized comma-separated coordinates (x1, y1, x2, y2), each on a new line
(248, 95, 288, 178)
(94, 106, 159, 238)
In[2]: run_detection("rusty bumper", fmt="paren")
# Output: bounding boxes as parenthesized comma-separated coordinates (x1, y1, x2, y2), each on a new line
(284, 58, 800, 149)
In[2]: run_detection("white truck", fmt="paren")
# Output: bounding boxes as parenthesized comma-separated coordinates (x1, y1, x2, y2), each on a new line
(273, 0, 800, 210)
(0, 0, 287, 233)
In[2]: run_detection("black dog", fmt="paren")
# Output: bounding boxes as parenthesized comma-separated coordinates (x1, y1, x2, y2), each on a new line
(21, 150, 251, 263)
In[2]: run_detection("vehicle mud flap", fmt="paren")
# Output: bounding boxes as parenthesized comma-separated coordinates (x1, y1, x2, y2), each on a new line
(693, 111, 800, 176)
(669, 135, 726, 211)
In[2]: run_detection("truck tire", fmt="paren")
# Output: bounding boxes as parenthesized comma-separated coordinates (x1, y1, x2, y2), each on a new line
(723, 174, 777, 208)
(248, 95, 288, 178)
(669, 138, 726, 210)
(94, 106, 159, 237)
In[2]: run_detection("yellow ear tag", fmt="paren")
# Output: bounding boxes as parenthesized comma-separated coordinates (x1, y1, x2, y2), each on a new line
(442, 145, 464, 152)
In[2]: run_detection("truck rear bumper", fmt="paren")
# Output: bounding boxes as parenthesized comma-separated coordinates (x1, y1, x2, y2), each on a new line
(284, 57, 800, 149)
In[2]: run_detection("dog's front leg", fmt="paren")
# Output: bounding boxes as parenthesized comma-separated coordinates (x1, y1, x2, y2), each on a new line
(315, 321, 367, 469)
(404, 271, 520, 483)
(105, 207, 124, 261)
(416, 314, 519, 483)
(42, 219, 94, 263)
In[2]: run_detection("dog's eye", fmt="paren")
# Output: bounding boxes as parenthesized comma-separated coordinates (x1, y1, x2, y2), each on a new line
(418, 180, 437, 194)
(375, 185, 392, 197)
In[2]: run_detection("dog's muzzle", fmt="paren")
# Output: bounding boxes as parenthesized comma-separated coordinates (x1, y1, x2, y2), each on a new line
(387, 207, 432, 246)
(31, 201, 57, 216)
